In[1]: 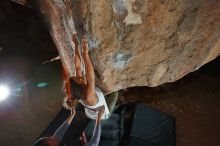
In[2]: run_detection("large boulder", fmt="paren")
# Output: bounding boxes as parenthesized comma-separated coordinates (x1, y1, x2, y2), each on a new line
(34, 0, 220, 93)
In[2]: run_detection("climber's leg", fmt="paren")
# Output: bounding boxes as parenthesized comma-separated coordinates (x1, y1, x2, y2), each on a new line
(105, 91, 119, 114)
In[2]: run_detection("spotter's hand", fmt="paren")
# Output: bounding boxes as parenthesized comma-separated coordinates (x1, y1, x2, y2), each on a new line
(63, 97, 75, 110)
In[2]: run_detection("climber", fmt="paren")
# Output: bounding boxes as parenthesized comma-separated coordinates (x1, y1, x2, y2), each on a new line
(33, 106, 105, 146)
(63, 35, 118, 120)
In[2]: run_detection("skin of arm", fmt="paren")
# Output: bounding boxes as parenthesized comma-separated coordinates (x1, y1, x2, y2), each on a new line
(80, 132, 88, 145)
(66, 107, 76, 124)
(52, 108, 76, 143)
(62, 68, 72, 98)
(82, 36, 98, 106)
(80, 106, 105, 146)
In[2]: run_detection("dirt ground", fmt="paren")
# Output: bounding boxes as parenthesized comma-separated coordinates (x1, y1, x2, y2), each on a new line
(121, 58, 220, 146)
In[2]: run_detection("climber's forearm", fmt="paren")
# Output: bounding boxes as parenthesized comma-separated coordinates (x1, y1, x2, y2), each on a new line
(81, 36, 96, 103)
(83, 53, 95, 90)
(62, 68, 72, 98)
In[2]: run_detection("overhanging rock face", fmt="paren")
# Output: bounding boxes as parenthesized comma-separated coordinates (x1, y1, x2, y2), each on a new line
(35, 0, 220, 93)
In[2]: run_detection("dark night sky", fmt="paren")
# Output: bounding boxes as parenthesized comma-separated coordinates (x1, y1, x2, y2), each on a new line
(0, 1, 56, 57)
(0, 0, 58, 83)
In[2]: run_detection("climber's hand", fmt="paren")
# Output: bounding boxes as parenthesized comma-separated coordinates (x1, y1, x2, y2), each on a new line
(72, 34, 79, 46)
(82, 35, 89, 54)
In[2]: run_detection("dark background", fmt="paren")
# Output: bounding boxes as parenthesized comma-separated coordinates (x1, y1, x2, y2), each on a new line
(0, 1, 219, 146)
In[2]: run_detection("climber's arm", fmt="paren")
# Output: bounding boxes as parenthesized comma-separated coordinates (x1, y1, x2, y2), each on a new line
(83, 53, 95, 91)
(82, 36, 97, 105)
(62, 68, 72, 98)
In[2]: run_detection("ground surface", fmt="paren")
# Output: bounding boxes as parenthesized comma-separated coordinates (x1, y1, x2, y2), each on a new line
(121, 57, 220, 146)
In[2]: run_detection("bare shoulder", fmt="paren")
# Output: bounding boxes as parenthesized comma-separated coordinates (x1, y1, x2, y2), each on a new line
(84, 92, 98, 106)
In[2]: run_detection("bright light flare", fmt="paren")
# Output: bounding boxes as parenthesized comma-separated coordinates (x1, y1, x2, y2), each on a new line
(0, 85, 10, 101)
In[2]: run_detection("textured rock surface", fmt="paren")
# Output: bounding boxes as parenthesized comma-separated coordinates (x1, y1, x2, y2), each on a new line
(36, 0, 220, 93)
(86, 0, 220, 92)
